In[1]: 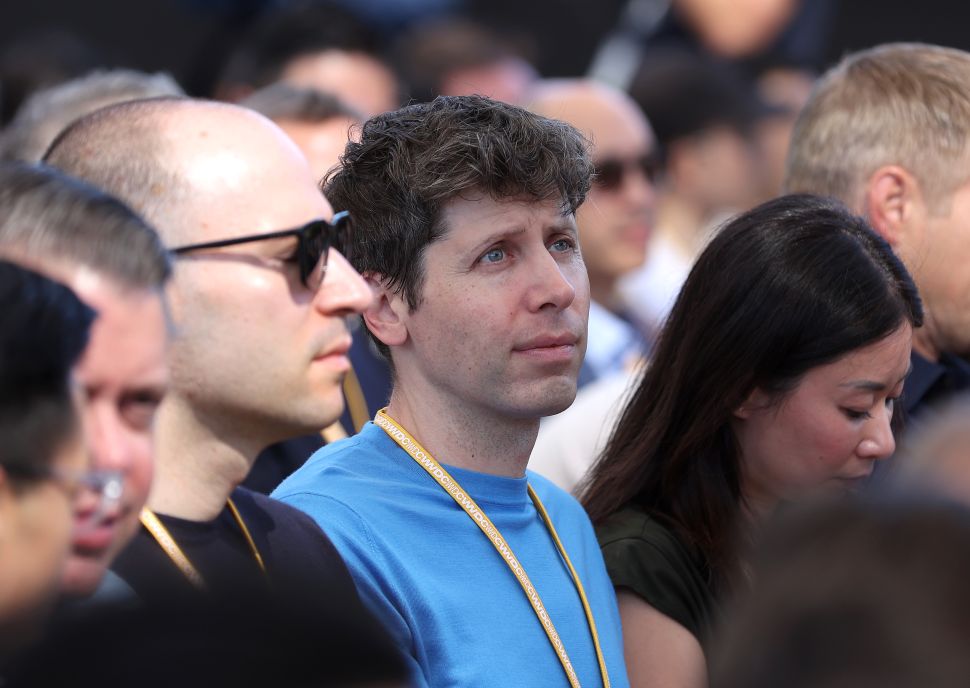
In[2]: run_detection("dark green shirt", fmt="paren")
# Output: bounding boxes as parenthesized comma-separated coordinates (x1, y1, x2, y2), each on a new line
(597, 505, 716, 645)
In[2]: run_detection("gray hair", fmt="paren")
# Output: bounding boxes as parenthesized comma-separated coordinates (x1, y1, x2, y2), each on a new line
(0, 69, 184, 163)
(0, 162, 170, 290)
(786, 43, 970, 213)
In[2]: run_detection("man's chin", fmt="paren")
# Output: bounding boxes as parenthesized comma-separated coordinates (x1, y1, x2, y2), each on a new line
(525, 379, 579, 419)
(61, 553, 110, 598)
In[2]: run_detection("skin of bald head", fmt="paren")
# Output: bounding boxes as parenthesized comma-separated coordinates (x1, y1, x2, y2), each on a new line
(528, 80, 656, 308)
(46, 99, 373, 466)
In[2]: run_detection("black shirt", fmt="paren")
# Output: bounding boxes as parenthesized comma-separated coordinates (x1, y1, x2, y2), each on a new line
(904, 350, 970, 419)
(597, 505, 716, 645)
(112, 486, 360, 609)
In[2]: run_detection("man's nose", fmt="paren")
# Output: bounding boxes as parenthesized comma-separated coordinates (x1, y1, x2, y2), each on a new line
(313, 249, 374, 315)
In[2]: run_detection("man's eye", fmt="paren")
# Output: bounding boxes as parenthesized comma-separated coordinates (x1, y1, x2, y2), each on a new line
(121, 394, 163, 431)
(480, 247, 505, 264)
(550, 238, 576, 253)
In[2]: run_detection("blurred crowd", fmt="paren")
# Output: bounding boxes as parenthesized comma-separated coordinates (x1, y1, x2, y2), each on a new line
(2, 0, 970, 686)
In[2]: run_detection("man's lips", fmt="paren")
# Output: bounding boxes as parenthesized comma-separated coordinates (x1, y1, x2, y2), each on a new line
(72, 514, 119, 554)
(72, 499, 127, 553)
(513, 333, 581, 351)
(313, 336, 353, 362)
(512, 333, 583, 365)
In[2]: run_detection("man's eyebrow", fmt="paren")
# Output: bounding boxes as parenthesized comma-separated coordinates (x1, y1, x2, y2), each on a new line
(468, 225, 527, 253)
(840, 366, 913, 391)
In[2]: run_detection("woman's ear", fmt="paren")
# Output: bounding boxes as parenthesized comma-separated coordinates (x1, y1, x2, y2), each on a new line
(361, 273, 409, 348)
(734, 388, 771, 420)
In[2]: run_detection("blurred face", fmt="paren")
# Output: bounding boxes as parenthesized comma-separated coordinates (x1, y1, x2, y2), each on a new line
(440, 58, 538, 105)
(168, 115, 373, 446)
(576, 109, 656, 298)
(676, 124, 762, 214)
(677, 0, 797, 57)
(276, 115, 358, 182)
(282, 49, 399, 117)
(392, 195, 589, 420)
(62, 275, 169, 595)
(735, 325, 912, 512)
(0, 416, 87, 627)
(555, 89, 656, 300)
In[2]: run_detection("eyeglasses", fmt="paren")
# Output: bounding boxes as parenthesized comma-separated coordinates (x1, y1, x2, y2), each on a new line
(593, 154, 660, 191)
(3, 463, 124, 522)
(171, 211, 352, 291)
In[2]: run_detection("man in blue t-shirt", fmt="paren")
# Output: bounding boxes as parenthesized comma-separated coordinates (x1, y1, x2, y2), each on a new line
(274, 95, 629, 688)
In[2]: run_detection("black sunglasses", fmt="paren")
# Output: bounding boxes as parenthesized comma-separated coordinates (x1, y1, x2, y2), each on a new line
(593, 154, 660, 191)
(171, 210, 351, 290)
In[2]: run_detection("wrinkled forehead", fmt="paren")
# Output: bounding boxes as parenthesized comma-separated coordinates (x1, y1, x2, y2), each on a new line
(435, 192, 576, 245)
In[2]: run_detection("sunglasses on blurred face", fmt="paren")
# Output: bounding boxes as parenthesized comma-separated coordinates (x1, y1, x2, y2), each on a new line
(593, 154, 660, 191)
(171, 210, 352, 291)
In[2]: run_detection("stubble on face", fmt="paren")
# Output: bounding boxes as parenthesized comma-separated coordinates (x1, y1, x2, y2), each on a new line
(395, 195, 590, 423)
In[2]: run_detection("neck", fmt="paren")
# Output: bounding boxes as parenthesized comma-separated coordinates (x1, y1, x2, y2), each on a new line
(149, 394, 263, 521)
(740, 488, 777, 528)
(384, 387, 538, 478)
(912, 311, 942, 362)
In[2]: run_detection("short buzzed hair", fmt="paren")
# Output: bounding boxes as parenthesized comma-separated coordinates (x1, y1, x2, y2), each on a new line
(0, 162, 170, 291)
(0, 69, 184, 163)
(785, 43, 970, 213)
(42, 96, 191, 239)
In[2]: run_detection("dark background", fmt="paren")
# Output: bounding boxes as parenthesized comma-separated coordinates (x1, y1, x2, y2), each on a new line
(3, 0, 970, 99)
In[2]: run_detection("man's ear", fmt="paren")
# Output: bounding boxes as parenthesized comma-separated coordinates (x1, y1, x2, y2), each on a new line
(361, 273, 409, 348)
(864, 165, 924, 247)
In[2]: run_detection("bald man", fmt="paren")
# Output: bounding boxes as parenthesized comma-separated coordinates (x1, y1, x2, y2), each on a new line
(529, 80, 657, 384)
(45, 99, 374, 602)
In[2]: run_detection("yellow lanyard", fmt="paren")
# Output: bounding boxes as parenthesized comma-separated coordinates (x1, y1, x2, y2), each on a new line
(375, 410, 611, 688)
(139, 497, 267, 589)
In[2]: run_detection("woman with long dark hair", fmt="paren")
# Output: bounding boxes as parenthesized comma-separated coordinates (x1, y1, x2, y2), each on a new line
(580, 194, 923, 687)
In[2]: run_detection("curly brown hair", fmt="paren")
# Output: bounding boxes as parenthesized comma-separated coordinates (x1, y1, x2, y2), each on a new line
(324, 95, 593, 319)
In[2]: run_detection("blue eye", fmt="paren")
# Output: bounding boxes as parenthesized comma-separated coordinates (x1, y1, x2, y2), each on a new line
(481, 247, 505, 264)
(550, 238, 575, 253)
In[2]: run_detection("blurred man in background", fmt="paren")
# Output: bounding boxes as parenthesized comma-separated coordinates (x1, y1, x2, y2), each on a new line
(786, 43, 970, 423)
(0, 162, 171, 601)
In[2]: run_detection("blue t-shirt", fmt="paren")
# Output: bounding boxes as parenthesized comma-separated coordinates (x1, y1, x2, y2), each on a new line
(273, 422, 629, 688)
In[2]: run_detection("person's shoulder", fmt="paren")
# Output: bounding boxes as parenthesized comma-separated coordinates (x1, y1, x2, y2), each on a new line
(597, 505, 682, 552)
(231, 486, 330, 538)
(272, 423, 389, 500)
(233, 487, 359, 571)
